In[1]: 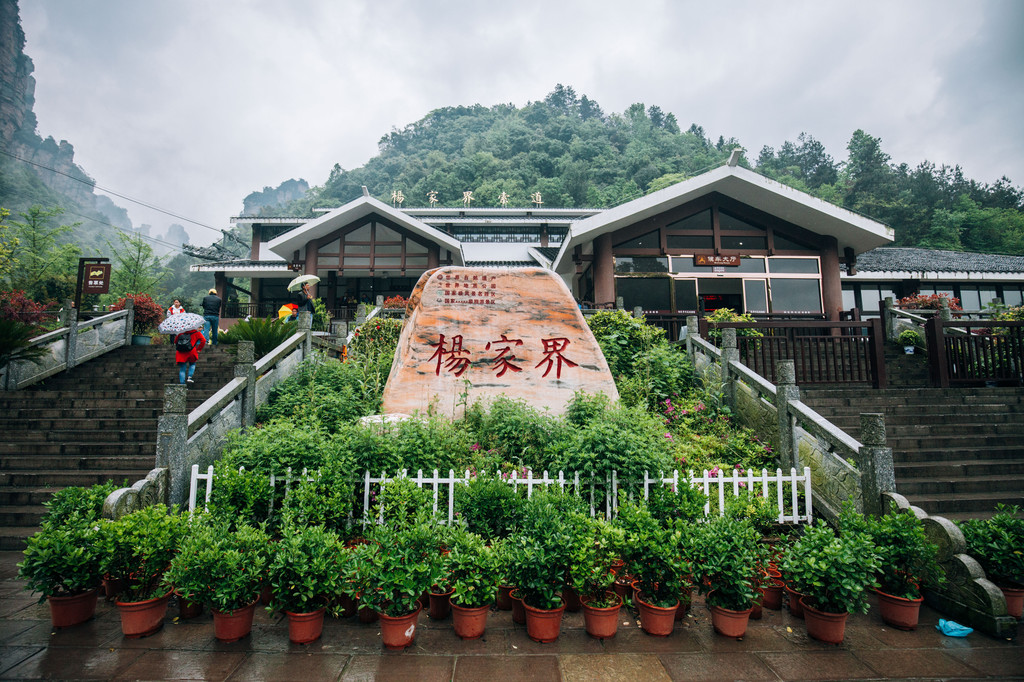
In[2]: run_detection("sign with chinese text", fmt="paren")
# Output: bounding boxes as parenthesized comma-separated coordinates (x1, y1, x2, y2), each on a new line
(380, 267, 619, 418)
(694, 255, 741, 267)
(83, 264, 111, 294)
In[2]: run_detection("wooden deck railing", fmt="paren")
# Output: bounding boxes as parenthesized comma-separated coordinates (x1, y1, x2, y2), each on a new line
(925, 317, 1024, 387)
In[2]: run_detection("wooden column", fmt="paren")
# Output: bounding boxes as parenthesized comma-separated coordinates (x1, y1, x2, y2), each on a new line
(820, 238, 843, 321)
(593, 233, 615, 307)
(304, 242, 319, 297)
(250, 224, 261, 261)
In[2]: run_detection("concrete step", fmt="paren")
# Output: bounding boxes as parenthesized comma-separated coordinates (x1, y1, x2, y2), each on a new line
(0, 486, 60, 506)
(896, 475, 1024, 495)
(0, 505, 46, 527)
(896, 446, 1024, 463)
(0, 418, 158, 432)
(0, 469, 146, 488)
(0, 442, 156, 457)
(903, 490, 1024, 514)
(896, 459, 1024, 478)
(0, 455, 156, 471)
(0, 526, 37, 551)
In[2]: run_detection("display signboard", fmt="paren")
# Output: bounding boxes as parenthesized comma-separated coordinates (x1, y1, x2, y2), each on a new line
(694, 255, 741, 267)
(82, 263, 111, 294)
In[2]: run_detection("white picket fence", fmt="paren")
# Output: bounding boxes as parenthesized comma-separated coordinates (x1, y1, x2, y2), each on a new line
(188, 464, 813, 525)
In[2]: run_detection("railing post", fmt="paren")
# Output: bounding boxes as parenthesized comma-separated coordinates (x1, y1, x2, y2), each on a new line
(870, 317, 887, 388)
(685, 315, 699, 362)
(298, 311, 313, 357)
(355, 303, 367, 325)
(234, 340, 256, 428)
(64, 300, 79, 370)
(616, 296, 624, 310)
(925, 315, 949, 387)
(940, 298, 952, 321)
(123, 297, 135, 346)
(632, 306, 643, 319)
(156, 384, 189, 507)
(721, 328, 738, 410)
(774, 360, 800, 472)
(882, 296, 895, 341)
(854, 413, 895, 517)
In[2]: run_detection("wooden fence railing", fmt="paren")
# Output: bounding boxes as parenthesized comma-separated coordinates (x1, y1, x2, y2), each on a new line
(925, 317, 1024, 387)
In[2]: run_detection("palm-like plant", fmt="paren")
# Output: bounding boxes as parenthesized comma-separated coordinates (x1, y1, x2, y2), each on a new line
(218, 317, 297, 359)
(0, 318, 48, 375)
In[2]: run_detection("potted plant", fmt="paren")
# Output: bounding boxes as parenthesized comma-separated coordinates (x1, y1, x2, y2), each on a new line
(491, 537, 516, 611)
(508, 532, 571, 642)
(617, 500, 685, 636)
(959, 504, 1024, 618)
(427, 550, 454, 620)
(448, 538, 499, 640)
(18, 521, 104, 628)
(110, 293, 164, 345)
(99, 505, 186, 638)
(897, 328, 923, 354)
(690, 515, 763, 638)
(267, 525, 341, 643)
(569, 517, 625, 640)
(781, 522, 880, 644)
(163, 519, 269, 642)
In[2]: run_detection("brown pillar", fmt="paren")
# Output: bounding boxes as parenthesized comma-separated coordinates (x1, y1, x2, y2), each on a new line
(820, 238, 842, 321)
(213, 272, 227, 316)
(428, 245, 440, 269)
(250, 224, 261, 261)
(593, 233, 615, 307)
(304, 242, 319, 297)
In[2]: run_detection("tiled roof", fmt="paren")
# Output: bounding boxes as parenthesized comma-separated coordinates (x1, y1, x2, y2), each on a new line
(465, 260, 537, 267)
(853, 247, 1024, 273)
(534, 247, 561, 261)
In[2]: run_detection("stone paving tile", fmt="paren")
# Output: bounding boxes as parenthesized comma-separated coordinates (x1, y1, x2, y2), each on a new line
(944, 646, 1024, 677)
(596, 623, 703, 654)
(6, 618, 124, 649)
(853, 647, 982, 678)
(757, 650, 879, 680)
(659, 652, 779, 681)
(560, 652, 672, 682)
(409, 623, 510, 655)
(452, 654, 561, 682)
(112, 650, 247, 681)
(340, 654, 455, 682)
(0, 646, 43, 677)
(0, 646, 145, 680)
(226, 652, 350, 681)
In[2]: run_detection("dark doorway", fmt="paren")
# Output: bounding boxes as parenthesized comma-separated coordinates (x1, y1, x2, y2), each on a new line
(698, 279, 743, 313)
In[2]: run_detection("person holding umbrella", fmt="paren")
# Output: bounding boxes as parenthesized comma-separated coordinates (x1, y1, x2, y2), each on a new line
(158, 313, 208, 385)
(287, 275, 320, 322)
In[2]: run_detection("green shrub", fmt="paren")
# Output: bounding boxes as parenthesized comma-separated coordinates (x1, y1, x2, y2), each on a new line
(703, 308, 762, 340)
(207, 462, 273, 529)
(19, 521, 104, 601)
(464, 396, 569, 471)
(258, 355, 375, 431)
(781, 521, 880, 614)
(279, 459, 355, 535)
(99, 505, 187, 601)
(40, 481, 118, 528)
(587, 309, 665, 377)
(373, 477, 435, 529)
(454, 474, 525, 540)
(267, 525, 342, 614)
(220, 418, 344, 474)
(448, 537, 500, 609)
(646, 483, 705, 524)
(218, 317, 297, 359)
(958, 504, 1024, 587)
(690, 515, 763, 611)
(349, 317, 402, 360)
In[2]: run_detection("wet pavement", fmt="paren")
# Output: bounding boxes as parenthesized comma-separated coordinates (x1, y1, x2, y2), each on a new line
(0, 551, 1020, 681)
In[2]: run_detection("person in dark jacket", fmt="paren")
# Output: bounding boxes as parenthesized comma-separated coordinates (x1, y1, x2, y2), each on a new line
(297, 283, 316, 317)
(175, 327, 207, 384)
(201, 288, 222, 345)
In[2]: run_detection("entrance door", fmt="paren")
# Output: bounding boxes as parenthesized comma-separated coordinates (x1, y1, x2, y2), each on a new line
(698, 279, 743, 313)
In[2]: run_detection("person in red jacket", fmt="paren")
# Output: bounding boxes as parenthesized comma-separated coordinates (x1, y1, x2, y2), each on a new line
(175, 327, 207, 384)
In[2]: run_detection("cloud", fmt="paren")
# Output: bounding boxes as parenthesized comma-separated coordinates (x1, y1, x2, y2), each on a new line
(18, 0, 1024, 246)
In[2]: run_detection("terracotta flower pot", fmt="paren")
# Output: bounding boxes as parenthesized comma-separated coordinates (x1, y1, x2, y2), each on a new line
(116, 590, 172, 639)
(259, 581, 273, 606)
(562, 586, 582, 612)
(635, 593, 678, 637)
(451, 602, 490, 640)
(762, 579, 784, 610)
(784, 583, 805, 619)
(495, 584, 515, 611)
(428, 588, 454, 620)
(710, 602, 753, 638)
(875, 589, 923, 630)
(358, 602, 379, 624)
(337, 593, 357, 618)
(378, 603, 421, 650)
(750, 589, 764, 620)
(48, 588, 99, 628)
(510, 590, 526, 625)
(581, 592, 622, 639)
(675, 586, 692, 621)
(613, 577, 633, 600)
(801, 598, 849, 644)
(176, 593, 204, 620)
(103, 574, 126, 602)
(212, 601, 257, 643)
(523, 599, 566, 643)
(1000, 586, 1023, 619)
(285, 608, 326, 644)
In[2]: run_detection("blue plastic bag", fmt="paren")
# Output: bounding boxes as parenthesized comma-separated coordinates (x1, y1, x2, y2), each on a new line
(936, 619, 973, 637)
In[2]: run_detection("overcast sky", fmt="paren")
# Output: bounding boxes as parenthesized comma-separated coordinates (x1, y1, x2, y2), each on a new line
(18, 0, 1024, 247)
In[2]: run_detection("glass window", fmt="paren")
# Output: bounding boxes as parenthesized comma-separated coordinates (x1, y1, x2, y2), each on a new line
(671, 258, 715, 273)
(719, 211, 764, 232)
(376, 244, 403, 254)
(674, 280, 698, 312)
(980, 287, 998, 308)
(721, 235, 767, 250)
(734, 257, 766, 273)
(615, 277, 670, 311)
(344, 257, 370, 268)
(774, 233, 816, 251)
(770, 258, 819, 274)
(744, 280, 768, 313)
(860, 286, 883, 312)
(614, 256, 669, 273)
(770, 278, 822, 313)
(320, 239, 340, 253)
(842, 287, 857, 311)
(666, 209, 711, 232)
(346, 224, 371, 241)
(1004, 287, 1023, 307)
(374, 257, 403, 268)
(406, 256, 429, 268)
(666, 234, 714, 250)
(615, 229, 660, 249)
(375, 223, 402, 241)
(318, 256, 339, 267)
(959, 287, 981, 311)
(345, 244, 370, 254)
(407, 240, 428, 253)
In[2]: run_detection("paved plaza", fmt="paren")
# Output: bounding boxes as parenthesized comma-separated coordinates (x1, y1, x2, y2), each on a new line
(0, 552, 1019, 681)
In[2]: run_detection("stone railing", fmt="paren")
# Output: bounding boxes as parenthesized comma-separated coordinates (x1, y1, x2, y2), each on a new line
(105, 313, 316, 512)
(1, 299, 134, 390)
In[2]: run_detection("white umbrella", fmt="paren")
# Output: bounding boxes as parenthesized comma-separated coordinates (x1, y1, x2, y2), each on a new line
(158, 312, 205, 335)
(287, 274, 320, 292)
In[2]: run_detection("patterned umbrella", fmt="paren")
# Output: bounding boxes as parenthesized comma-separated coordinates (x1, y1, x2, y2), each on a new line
(287, 274, 320, 292)
(157, 312, 205, 335)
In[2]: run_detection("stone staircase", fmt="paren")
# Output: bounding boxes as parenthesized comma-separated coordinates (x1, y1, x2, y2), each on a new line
(801, 345, 1024, 520)
(0, 344, 238, 549)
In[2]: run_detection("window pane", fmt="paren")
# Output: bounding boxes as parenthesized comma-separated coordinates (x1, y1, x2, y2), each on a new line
(860, 286, 883, 312)
(375, 223, 402, 241)
(318, 256, 339, 267)
(374, 257, 403, 268)
(774, 233, 816, 251)
(345, 257, 370, 268)
(960, 287, 981, 311)
(406, 256, 429, 267)
(346, 224, 371, 241)
(842, 287, 857, 310)
(770, 278, 822, 313)
(734, 257, 766, 273)
(719, 211, 764, 232)
(615, 277, 670, 311)
(376, 244, 403, 254)
(672, 258, 714, 273)
(721, 235, 767, 250)
(407, 240, 428, 253)
(615, 229, 660, 249)
(346, 244, 370, 254)
(744, 280, 768, 313)
(770, 258, 819, 273)
(614, 256, 669, 273)
(666, 234, 714, 250)
(1004, 287, 1023, 307)
(666, 209, 711, 232)
(674, 280, 698, 312)
(980, 287, 998, 308)
(320, 239, 340, 253)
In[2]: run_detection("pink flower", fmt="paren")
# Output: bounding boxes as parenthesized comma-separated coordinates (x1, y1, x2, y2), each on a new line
(709, 466, 720, 478)
(471, 443, 481, 451)
(739, 482, 747, 488)
(664, 432, 673, 440)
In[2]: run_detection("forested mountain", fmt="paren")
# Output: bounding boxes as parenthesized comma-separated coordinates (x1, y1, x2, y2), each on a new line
(263, 84, 1024, 256)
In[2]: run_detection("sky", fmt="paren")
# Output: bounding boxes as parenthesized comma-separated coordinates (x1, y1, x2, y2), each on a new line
(17, 0, 1024, 248)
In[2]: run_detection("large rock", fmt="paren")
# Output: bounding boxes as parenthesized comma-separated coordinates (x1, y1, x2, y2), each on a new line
(381, 267, 618, 418)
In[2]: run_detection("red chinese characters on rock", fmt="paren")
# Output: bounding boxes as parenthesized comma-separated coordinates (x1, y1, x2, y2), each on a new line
(425, 334, 577, 379)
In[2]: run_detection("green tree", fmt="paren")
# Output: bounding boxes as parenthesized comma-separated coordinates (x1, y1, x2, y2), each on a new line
(4, 206, 80, 302)
(0, 208, 16, 279)
(106, 230, 166, 298)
